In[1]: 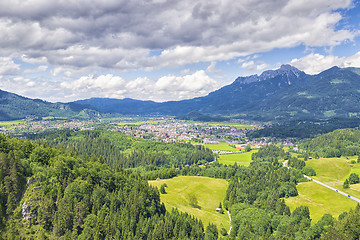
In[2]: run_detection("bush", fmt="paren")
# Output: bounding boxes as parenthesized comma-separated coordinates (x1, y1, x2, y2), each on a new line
(349, 173, 360, 184)
(302, 166, 316, 176)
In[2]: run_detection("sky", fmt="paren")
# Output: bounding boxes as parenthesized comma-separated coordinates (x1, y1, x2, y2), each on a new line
(0, 0, 360, 103)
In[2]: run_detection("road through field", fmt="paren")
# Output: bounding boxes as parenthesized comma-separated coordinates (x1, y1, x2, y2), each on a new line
(283, 160, 360, 204)
(303, 175, 360, 204)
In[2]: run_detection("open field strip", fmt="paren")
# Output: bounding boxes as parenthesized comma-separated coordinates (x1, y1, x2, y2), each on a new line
(204, 141, 241, 152)
(285, 181, 358, 224)
(217, 150, 257, 166)
(149, 176, 230, 231)
(306, 157, 360, 199)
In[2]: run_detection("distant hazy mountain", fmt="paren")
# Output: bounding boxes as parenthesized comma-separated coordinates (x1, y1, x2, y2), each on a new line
(3, 64, 360, 121)
(74, 64, 312, 118)
(0, 89, 94, 121)
(246, 66, 360, 120)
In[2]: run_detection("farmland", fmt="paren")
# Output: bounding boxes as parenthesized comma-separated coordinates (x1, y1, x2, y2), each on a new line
(285, 181, 357, 223)
(148, 176, 230, 231)
(217, 151, 257, 166)
(305, 157, 360, 199)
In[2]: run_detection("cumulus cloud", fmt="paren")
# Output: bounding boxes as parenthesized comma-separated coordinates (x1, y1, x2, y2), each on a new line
(240, 61, 269, 71)
(0, 57, 20, 75)
(0, 0, 356, 71)
(290, 51, 360, 74)
(0, 0, 358, 102)
(0, 70, 218, 102)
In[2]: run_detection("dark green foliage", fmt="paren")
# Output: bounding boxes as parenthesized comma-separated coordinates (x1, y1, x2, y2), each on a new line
(220, 227, 227, 236)
(26, 130, 214, 168)
(205, 223, 218, 240)
(245, 144, 251, 152)
(247, 118, 360, 139)
(251, 145, 289, 162)
(0, 89, 93, 121)
(320, 205, 360, 240)
(302, 166, 316, 176)
(343, 179, 350, 189)
(179, 161, 244, 179)
(288, 157, 306, 170)
(0, 134, 206, 239)
(160, 184, 166, 194)
(348, 173, 360, 184)
(301, 129, 360, 158)
(187, 193, 200, 209)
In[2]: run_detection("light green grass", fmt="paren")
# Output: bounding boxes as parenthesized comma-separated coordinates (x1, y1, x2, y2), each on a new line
(117, 120, 165, 126)
(149, 176, 230, 231)
(204, 141, 240, 152)
(205, 122, 255, 130)
(285, 181, 357, 224)
(0, 119, 27, 127)
(306, 157, 352, 181)
(218, 150, 257, 166)
(304, 156, 360, 205)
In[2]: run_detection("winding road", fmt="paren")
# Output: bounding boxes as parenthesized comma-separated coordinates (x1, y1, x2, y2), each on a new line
(227, 210, 232, 235)
(283, 160, 360, 204)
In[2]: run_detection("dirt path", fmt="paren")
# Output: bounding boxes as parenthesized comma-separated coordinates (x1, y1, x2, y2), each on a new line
(227, 210, 232, 235)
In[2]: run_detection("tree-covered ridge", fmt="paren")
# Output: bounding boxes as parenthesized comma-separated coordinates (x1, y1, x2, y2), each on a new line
(26, 130, 214, 168)
(301, 128, 360, 157)
(0, 134, 213, 239)
(0, 89, 93, 121)
(223, 145, 334, 239)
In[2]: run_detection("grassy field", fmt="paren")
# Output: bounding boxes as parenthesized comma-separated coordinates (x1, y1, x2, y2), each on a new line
(285, 181, 358, 224)
(306, 157, 360, 199)
(205, 122, 255, 130)
(217, 150, 257, 166)
(204, 141, 241, 152)
(148, 176, 230, 231)
(0, 119, 27, 127)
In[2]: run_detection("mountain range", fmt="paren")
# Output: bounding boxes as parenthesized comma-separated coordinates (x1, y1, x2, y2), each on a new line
(2, 64, 360, 121)
(0, 89, 96, 121)
(74, 65, 360, 121)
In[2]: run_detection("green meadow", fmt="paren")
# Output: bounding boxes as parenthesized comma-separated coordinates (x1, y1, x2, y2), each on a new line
(205, 122, 255, 130)
(306, 157, 360, 199)
(217, 150, 257, 166)
(149, 176, 230, 231)
(0, 119, 27, 127)
(204, 141, 240, 152)
(285, 181, 357, 224)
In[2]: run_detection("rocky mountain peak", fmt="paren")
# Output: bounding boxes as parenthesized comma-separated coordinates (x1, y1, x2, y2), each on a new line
(235, 64, 305, 85)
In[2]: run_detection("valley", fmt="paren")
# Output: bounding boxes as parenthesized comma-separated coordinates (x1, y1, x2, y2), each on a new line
(1, 66, 360, 239)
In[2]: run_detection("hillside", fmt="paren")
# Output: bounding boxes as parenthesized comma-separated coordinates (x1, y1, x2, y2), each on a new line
(73, 65, 360, 120)
(3, 65, 360, 121)
(74, 64, 308, 117)
(0, 89, 96, 121)
(249, 67, 360, 120)
(0, 134, 215, 239)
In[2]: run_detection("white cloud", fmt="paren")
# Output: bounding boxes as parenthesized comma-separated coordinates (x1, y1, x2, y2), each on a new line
(206, 61, 222, 74)
(0, 69, 219, 102)
(0, 57, 20, 75)
(0, 0, 358, 103)
(23, 65, 48, 74)
(0, 0, 356, 71)
(240, 61, 269, 71)
(290, 51, 360, 74)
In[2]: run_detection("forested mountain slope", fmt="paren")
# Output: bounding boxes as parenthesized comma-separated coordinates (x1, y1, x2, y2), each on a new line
(0, 89, 96, 121)
(25, 130, 215, 168)
(0, 134, 216, 239)
(74, 65, 360, 121)
(301, 128, 360, 157)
